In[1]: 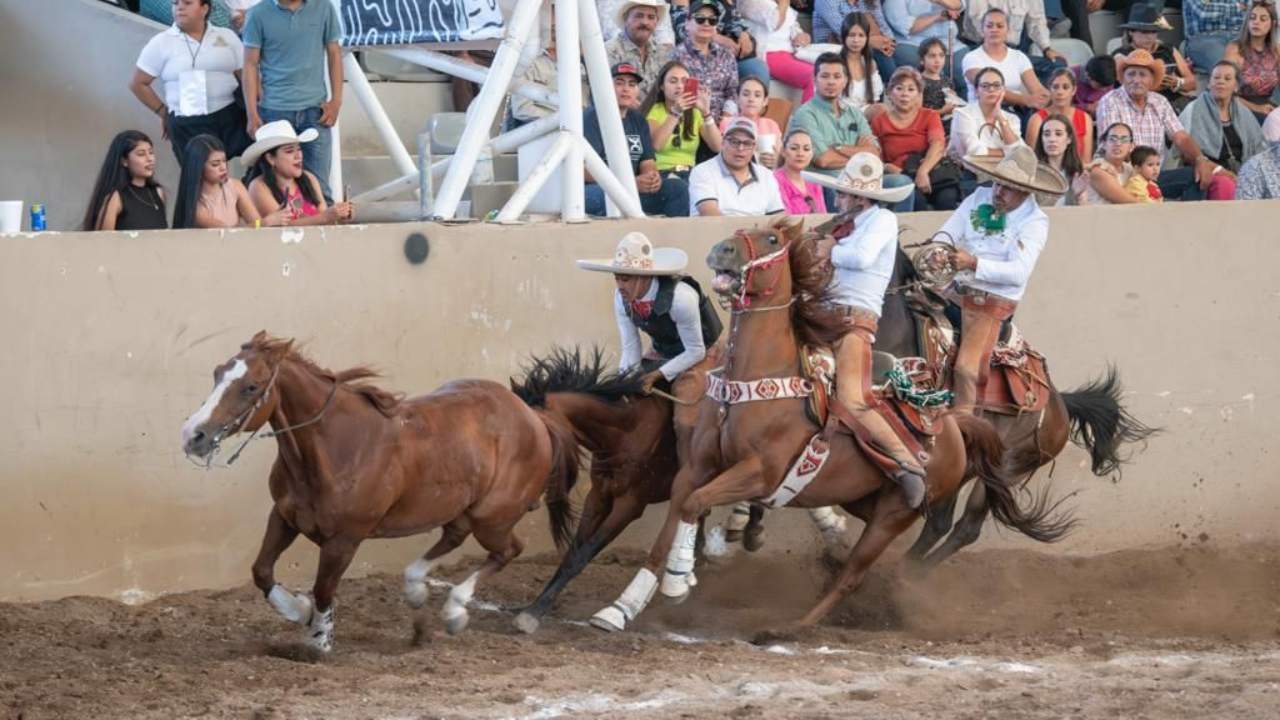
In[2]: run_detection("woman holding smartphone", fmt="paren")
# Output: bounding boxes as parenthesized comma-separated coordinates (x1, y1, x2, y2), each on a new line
(642, 61, 725, 179)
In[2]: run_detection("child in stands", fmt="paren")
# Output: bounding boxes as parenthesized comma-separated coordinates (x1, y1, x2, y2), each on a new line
(1125, 145, 1164, 202)
(918, 38, 960, 121)
(719, 76, 784, 168)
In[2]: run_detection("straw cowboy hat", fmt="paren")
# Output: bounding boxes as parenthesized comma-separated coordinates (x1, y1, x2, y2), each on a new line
(802, 153, 914, 203)
(577, 231, 689, 276)
(1119, 3, 1173, 32)
(617, 0, 670, 28)
(241, 120, 319, 167)
(960, 144, 1070, 196)
(1115, 48, 1167, 89)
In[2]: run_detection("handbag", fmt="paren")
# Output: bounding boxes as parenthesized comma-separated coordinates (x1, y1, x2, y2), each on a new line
(901, 153, 962, 191)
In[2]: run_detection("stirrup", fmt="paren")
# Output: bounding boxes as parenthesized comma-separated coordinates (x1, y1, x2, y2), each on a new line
(893, 468, 927, 511)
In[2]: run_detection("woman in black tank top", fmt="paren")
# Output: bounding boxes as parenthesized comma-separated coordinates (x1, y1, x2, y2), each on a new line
(83, 130, 168, 231)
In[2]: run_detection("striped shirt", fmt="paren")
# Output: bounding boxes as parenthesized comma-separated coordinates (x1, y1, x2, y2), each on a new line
(1095, 87, 1185, 162)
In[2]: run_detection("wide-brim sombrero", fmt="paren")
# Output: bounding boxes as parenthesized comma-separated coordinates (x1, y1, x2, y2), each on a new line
(960, 145, 1070, 197)
(802, 152, 914, 203)
(576, 231, 689, 276)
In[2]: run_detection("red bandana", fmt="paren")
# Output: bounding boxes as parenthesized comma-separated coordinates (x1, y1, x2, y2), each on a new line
(630, 300, 654, 319)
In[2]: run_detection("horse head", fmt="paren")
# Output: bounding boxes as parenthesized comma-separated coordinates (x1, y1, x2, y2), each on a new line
(706, 216, 808, 310)
(181, 330, 293, 461)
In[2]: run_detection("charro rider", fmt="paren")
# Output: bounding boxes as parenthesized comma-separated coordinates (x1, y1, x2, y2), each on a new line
(933, 144, 1068, 414)
(804, 153, 927, 509)
(577, 231, 723, 454)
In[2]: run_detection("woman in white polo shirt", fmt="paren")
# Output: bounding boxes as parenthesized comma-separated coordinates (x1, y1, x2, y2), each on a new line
(960, 8, 1049, 118)
(130, 0, 249, 165)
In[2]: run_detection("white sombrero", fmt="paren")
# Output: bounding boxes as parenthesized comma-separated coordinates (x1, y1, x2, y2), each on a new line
(241, 120, 319, 167)
(961, 144, 1069, 196)
(616, 0, 670, 29)
(576, 231, 688, 276)
(802, 153, 914, 203)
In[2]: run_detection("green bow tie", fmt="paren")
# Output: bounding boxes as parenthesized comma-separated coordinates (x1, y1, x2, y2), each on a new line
(970, 203, 1006, 234)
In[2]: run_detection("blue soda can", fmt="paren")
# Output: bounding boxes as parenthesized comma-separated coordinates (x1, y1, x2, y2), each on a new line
(30, 203, 46, 231)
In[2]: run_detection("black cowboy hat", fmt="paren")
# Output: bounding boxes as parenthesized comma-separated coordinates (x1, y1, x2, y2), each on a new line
(1120, 2, 1173, 32)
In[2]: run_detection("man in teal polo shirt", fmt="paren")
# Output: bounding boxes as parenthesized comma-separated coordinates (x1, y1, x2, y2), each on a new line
(787, 53, 915, 212)
(243, 0, 343, 201)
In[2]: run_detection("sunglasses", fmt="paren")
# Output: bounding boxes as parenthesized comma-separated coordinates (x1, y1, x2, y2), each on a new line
(692, 15, 718, 25)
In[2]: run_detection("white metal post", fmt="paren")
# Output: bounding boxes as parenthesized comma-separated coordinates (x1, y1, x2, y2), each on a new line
(555, 0, 586, 221)
(583, 145, 645, 217)
(432, 0, 544, 219)
(495, 131, 573, 222)
(579, 0, 641, 218)
(344, 53, 417, 184)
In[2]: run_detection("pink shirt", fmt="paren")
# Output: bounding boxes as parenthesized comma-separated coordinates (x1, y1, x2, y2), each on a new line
(773, 168, 828, 214)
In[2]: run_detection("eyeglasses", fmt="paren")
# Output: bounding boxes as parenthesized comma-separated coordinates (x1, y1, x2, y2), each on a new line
(978, 82, 1004, 91)
(1106, 134, 1133, 143)
(692, 15, 718, 25)
(726, 137, 757, 149)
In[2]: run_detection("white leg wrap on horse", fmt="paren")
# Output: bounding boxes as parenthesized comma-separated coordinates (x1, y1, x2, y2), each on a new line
(660, 520, 699, 598)
(403, 558, 437, 608)
(441, 571, 478, 635)
(589, 568, 658, 632)
(307, 605, 334, 652)
(726, 502, 751, 532)
(267, 584, 313, 625)
(808, 506, 847, 541)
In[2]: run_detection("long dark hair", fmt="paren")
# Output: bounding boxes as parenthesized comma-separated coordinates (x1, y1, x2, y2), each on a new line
(82, 130, 161, 231)
(243, 147, 322, 209)
(1238, 0, 1279, 58)
(839, 13, 876, 107)
(641, 61, 698, 143)
(1034, 113, 1084, 179)
(172, 134, 224, 229)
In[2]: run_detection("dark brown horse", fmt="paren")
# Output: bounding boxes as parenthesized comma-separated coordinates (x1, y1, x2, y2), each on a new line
(590, 218, 1071, 634)
(180, 332, 580, 652)
(873, 246, 1156, 569)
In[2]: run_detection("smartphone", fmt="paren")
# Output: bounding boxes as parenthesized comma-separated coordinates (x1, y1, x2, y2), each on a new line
(683, 77, 699, 97)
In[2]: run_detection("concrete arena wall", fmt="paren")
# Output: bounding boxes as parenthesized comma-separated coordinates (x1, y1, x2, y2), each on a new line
(2, 202, 1278, 602)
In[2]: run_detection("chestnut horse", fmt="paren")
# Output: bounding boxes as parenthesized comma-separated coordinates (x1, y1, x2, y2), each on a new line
(590, 218, 1072, 634)
(180, 332, 580, 652)
(872, 246, 1156, 569)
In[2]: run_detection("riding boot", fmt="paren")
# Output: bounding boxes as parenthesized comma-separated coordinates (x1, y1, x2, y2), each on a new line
(850, 405, 928, 509)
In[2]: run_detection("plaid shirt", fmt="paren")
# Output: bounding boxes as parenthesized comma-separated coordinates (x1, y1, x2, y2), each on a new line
(1095, 87, 1185, 162)
(1235, 144, 1280, 199)
(1183, 0, 1247, 38)
(675, 39, 740, 122)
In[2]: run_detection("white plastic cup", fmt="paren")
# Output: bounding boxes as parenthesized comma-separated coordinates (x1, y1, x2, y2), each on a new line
(0, 201, 22, 232)
(758, 134, 778, 156)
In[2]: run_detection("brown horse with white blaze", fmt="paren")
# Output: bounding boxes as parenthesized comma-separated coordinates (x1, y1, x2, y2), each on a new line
(180, 332, 580, 652)
(590, 218, 1072, 634)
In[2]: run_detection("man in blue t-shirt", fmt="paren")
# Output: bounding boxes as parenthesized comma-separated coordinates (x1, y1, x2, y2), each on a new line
(583, 63, 690, 217)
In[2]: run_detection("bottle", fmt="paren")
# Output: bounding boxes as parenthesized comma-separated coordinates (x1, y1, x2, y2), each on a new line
(30, 203, 46, 231)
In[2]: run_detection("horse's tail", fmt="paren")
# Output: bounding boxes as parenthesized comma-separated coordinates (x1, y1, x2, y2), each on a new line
(953, 413, 1077, 544)
(539, 412, 583, 551)
(1061, 366, 1159, 477)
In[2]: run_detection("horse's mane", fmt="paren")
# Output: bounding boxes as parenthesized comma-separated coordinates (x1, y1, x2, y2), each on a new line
(510, 346, 648, 408)
(245, 334, 403, 418)
(769, 217, 849, 349)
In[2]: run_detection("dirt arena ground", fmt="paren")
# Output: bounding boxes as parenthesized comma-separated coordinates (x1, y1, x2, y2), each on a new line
(3, 540, 1279, 719)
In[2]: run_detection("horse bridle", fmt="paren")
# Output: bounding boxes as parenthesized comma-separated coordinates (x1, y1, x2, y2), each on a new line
(727, 229, 791, 312)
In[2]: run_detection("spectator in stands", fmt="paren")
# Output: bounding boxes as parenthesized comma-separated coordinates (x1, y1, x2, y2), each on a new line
(1235, 106, 1280, 197)
(948, 66, 1024, 160)
(584, 63, 690, 217)
(872, 67, 962, 208)
(774, 128, 830, 212)
(513, 26, 582, 125)
(83, 130, 168, 231)
(1075, 54, 1117, 115)
(1185, 0, 1249, 75)
(606, 0, 676, 99)
(1113, 4, 1197, 113)
(1025, 68, 1095, 161)
(173, 134, 286, 228)
(812, 0, 899, 81)
(719, 77, 784, 168)
(242, 0, 343, 200)
(674, 0, 742, 122)
(789, 53, 915, 209)
(1057, 0, 1139, 49)
(600, 0, 676, 46)
(1174, 60, 1263, 199)
(643, 61, 724, 178)
(959, 0, 1064, 67)
(688, 117, 786, 215)
(226, 0, 262, 33)
(961, 9, 1051, 117)
(1033, 113, 1089, 204)
(131, 0, 249, 164)
(1223, 0, 1280, 120)
(841, 13, 886, 115)
(883, 0, 963, 80)
(1096, 49, 1226, 200)
(743, 0, 816, 102)
(243, 121, 354, 225)
(1124, 144, 1166, 200)
(673, 0, 770, 85)
(919, 38, 962, 120)
(1083, 121, 1138, 203)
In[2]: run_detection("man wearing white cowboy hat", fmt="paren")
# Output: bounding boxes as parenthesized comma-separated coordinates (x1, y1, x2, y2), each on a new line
(606, 0, 676, 99)
(932, 144, 1066, 415)
(577, 231, 723, 455)
(806, 153, 928, 509)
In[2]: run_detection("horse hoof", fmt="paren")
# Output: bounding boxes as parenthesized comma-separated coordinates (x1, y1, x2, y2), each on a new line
(743, 531, 765, 553)
(751, 626, 797, 646)
(444, 610, 470, 636)
(404, 582, 429, 609)
(513, 611, 541, 635)
(588, 606, 625, 632)
(305, 631, 333, 654)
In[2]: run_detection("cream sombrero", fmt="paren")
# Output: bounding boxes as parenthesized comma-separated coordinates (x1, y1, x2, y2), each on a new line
(616, 0, 670, 29)
(576, 231, 689, 276)
(801, 153, 914, 203)
(960, 144, 1070, 197)
(241, 120, 319, 167)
